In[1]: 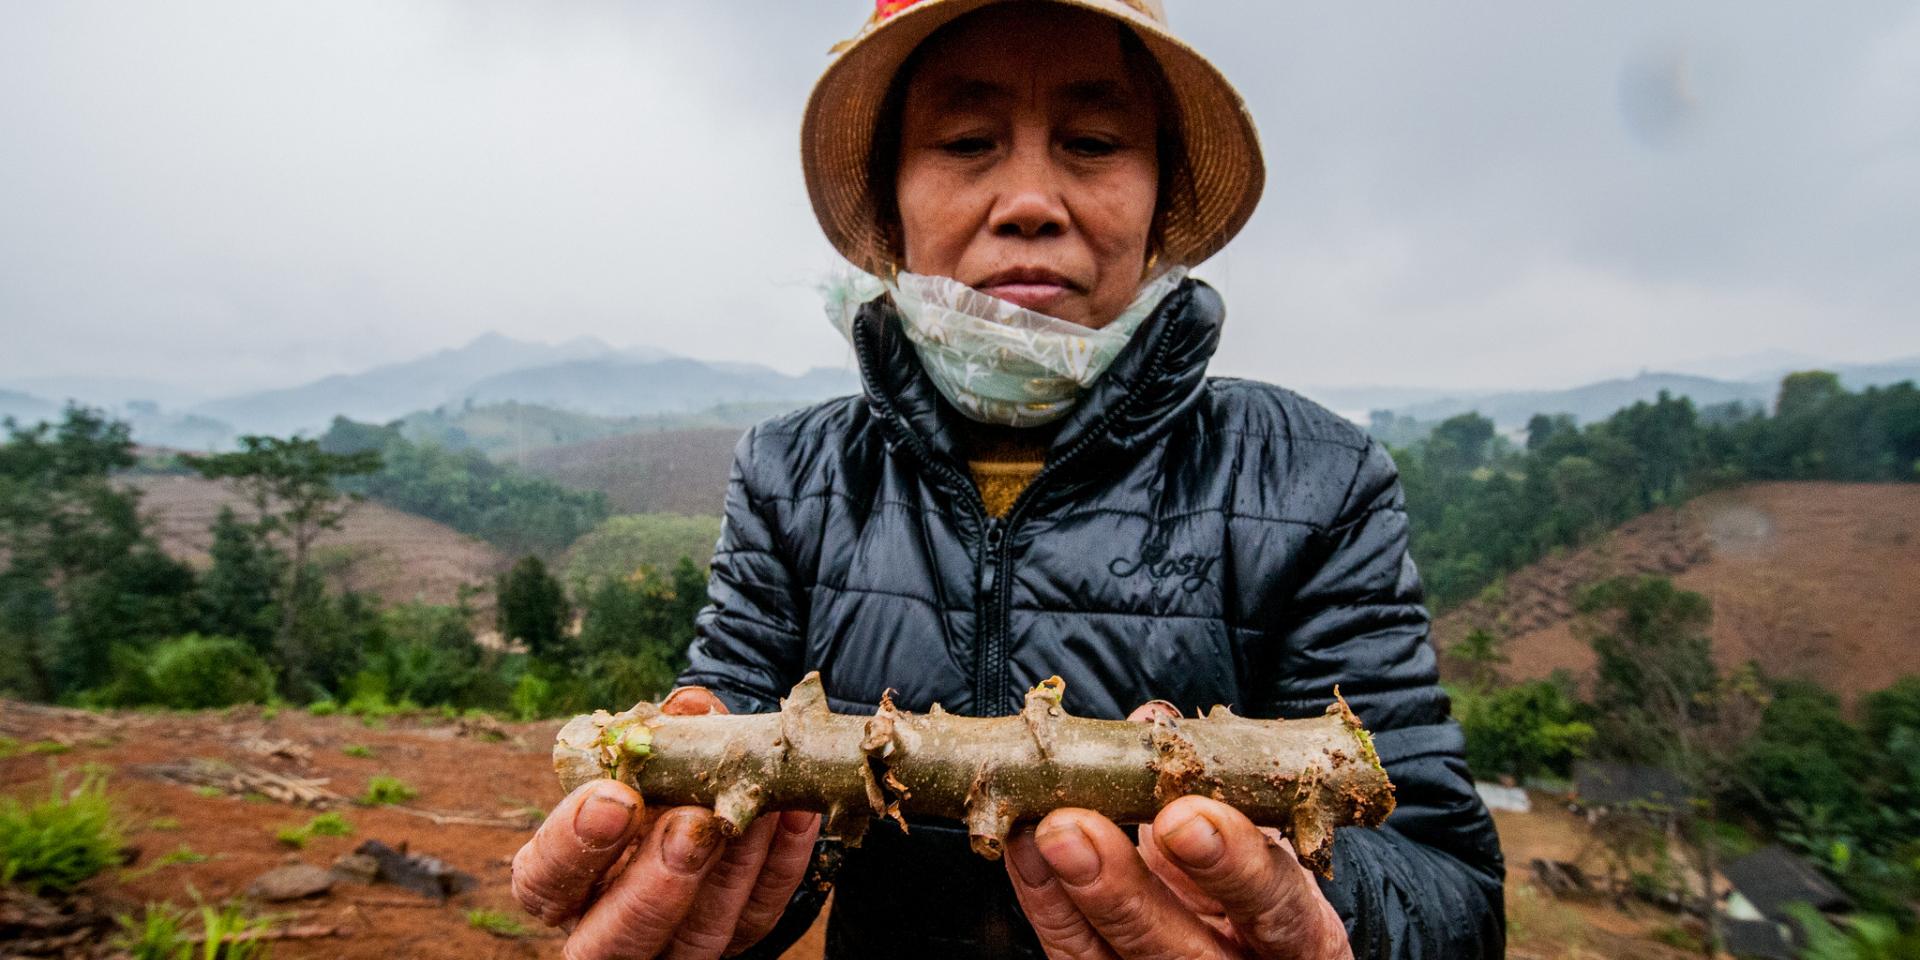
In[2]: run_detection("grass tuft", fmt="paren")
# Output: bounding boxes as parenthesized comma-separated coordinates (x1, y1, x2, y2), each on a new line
(0, 766, 123, 895)
(340, 744, 375, 759)
(273, 811, 353, 849)
(360, 775, 416, 806)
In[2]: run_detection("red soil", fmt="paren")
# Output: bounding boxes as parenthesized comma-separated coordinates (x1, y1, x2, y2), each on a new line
(1435, 482, 1920, 706)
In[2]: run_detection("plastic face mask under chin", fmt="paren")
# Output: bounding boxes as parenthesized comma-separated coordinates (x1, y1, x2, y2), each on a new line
(824, 268, 1189, 427)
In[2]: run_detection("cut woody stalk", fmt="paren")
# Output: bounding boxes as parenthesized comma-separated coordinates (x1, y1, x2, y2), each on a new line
(554, 673, 1395, 877)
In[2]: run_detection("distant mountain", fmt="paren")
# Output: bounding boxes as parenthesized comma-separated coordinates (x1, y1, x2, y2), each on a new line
(1833, 359, 1920, 393)
(1372, 361, 1920, 430)
(1393, 373, 1773, 428)
(191, 332, 619, 436)
(119, 401, 235, 452)
(9, 375, 214, 410)
(0, 388, 59, 426)
(462, 357, 858, 419)
(401, 400, 790, 461)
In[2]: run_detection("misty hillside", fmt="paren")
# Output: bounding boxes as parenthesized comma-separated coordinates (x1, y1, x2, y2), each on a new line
(463, 356, 857, 419)
(0, 388, 58, 424)
(1391, 372, 1771, 427)
(181, 332, 855, 438)
(1365, 360, 1920, 429)
(190, 332, 621, 436)
(401, 400, 790, 460)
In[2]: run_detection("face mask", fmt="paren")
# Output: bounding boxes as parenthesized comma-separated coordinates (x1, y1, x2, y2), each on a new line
(824, 267, 1188, 427)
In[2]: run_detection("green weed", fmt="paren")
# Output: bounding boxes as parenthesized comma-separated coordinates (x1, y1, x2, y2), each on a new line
(275, 812, 352, 848)
(122, 844, 212, 881)
(340, 744, 374, 759)
(466, 908, 530, 938)
(0, 766, 123, 894)
(360, 776, 416, 806)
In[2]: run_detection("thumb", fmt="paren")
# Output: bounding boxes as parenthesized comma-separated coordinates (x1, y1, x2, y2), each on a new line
(660, 685, 729, 716)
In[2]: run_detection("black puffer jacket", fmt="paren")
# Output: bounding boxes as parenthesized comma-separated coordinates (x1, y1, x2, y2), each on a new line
(678, 278, 1506, 959)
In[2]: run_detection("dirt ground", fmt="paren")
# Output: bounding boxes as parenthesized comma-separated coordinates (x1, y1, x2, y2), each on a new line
(4, 700, 1712, 959)
(124, 474, 508, 612)
(0, 701, 825, 959)
(1436, 481, 1920, 706)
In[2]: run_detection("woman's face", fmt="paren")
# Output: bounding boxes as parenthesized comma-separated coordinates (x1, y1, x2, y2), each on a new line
(893, 4, 1161, 330)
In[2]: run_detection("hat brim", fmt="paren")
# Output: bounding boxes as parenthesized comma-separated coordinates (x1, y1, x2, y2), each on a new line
(802, 0, 1265, 276)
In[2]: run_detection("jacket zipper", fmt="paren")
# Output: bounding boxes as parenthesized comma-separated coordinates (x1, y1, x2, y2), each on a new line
(977, 304, 1184, 711)
(851, 318, 1000, 711)
(854, 292, 1184, 713)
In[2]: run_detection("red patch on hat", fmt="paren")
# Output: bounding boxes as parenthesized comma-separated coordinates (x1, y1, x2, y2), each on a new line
(876, 0, 921, 20)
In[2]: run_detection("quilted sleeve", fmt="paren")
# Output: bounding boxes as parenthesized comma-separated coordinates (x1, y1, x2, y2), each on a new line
(1258, 440, 1507, 960)
(676, 425, 809, 714)
(673, 425, 828, 958)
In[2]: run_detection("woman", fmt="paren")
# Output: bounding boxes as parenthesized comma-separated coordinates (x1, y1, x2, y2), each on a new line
(512, 2, 1505, 958)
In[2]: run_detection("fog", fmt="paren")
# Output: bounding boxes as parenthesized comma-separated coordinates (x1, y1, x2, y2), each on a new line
(2, 0, 1916, 399)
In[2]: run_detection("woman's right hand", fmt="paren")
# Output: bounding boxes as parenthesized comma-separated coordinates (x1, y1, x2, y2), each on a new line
(511, 687, 823, 959)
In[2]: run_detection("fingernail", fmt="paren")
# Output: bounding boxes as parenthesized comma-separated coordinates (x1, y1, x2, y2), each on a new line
(1034, 821, 1101, 886)
(1160, 809, 1225, 869)
(662, 811, 720, 874)
(660, 686, 713, 713)
(572, 789, 636, 850)
(1137, 699, 1180, 722)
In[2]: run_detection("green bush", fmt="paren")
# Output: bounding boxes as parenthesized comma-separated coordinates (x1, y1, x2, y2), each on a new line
(0, 767, 123, 894)
(1455, 679, 1594, 781)
(144, 635, 275, 710)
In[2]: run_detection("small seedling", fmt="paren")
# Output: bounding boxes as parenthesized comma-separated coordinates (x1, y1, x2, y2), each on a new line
(466, 908, 530, 938)
(191, 786, 223, 799)
(121, 844, 211, 881)
(341, 744, 375, 759)
(361, 776, 417, 806)
(274, 826, 307, 849)
(146, 817, 182, 832)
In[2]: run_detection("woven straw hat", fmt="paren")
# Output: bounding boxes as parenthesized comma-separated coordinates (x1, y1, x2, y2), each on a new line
(802, 0, 1266, 276)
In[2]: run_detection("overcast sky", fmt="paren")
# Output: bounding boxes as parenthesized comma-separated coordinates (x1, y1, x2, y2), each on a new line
(2, 0, 1916, 400)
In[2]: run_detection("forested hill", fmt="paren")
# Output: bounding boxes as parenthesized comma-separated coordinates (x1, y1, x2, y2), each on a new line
(1394, 371, 1920, 610)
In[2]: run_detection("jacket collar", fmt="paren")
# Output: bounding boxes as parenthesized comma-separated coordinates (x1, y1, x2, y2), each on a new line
(850, 277, 1225, 497)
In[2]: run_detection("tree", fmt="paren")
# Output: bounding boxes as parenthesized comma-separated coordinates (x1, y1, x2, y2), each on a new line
(0, 407, 195, 700)
(496, 555, 570, 658)
(1733, 679, 1876, 837)
(198, 506, 282, 654)
(1576, 576, 1765, 956)
(1427, 413, 1497, 475)
(1456, 678, 1593, 781)
(1525, 413, 1577, 451)
(185, 436, 381, 695)
(1777, 370, 1844, 419)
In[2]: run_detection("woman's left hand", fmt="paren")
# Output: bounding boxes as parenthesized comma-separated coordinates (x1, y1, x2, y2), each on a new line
(1003, 705, 1355, 960)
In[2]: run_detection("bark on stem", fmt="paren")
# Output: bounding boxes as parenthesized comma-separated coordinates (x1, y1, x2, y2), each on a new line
(553, 673, 1394, 877)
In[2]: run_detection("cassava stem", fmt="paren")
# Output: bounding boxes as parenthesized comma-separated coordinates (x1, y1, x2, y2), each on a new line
(553, 673, 1394, 877)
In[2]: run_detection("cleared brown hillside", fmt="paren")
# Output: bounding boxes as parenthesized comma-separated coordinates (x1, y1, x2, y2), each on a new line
(518, 428, 739, 516)
(1435, 482, 1920, 705)
(124, 474, 507, 609)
